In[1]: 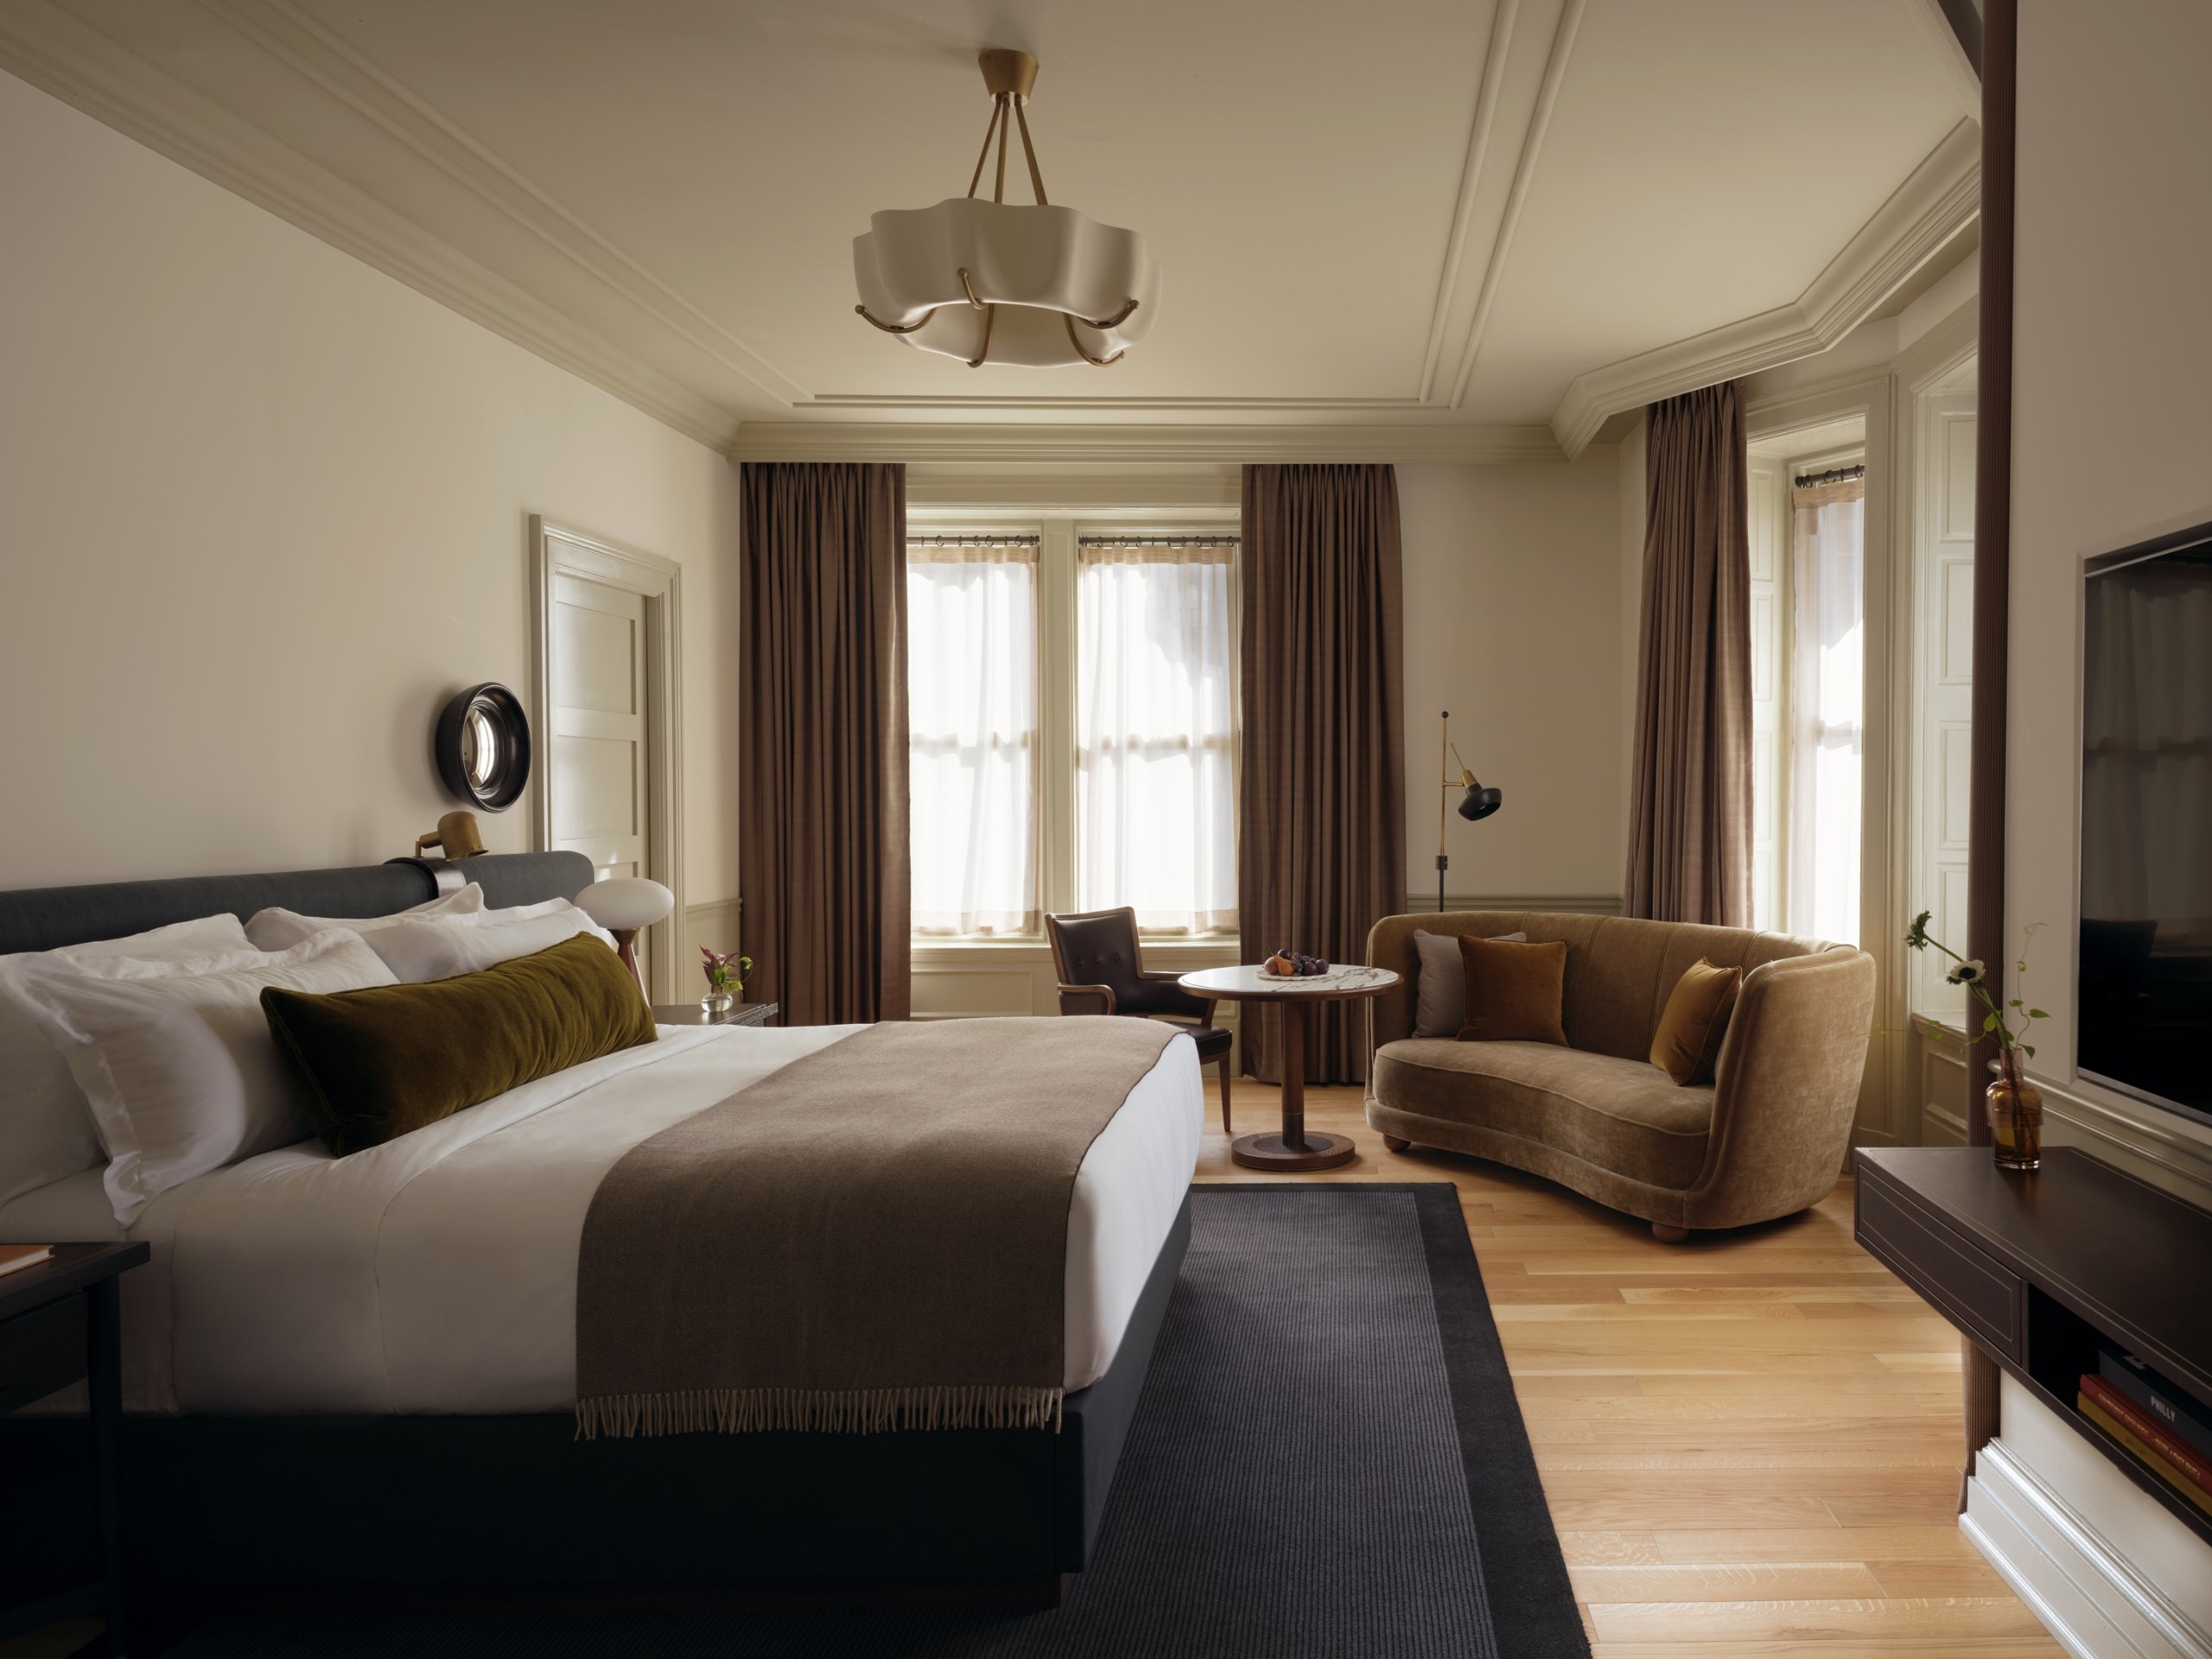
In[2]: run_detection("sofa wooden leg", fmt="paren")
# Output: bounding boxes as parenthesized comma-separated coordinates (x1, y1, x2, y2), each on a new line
(1650, 1222, 1689, 1243)
(1381, 1135, 1412, 1154)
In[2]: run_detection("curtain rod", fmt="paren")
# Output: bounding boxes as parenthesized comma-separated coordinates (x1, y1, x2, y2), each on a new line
(1076, 534, 1240, 547)
(1792, 464, 1866, 489)
(906, 533, 1041, 547)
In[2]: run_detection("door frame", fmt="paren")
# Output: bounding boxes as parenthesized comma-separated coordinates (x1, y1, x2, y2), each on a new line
(531, 516, 684, 1002)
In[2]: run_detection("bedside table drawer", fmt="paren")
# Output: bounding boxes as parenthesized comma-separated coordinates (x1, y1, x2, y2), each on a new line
(1857, 1173, 2022, 1362)
(0, 1294, 87, 1414)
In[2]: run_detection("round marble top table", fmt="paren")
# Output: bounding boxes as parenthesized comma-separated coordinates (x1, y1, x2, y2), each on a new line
(1176, 963, 1401, 1171)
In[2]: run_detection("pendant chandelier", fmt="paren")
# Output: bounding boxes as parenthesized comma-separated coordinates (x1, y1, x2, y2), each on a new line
(853, 49, 1160, 369)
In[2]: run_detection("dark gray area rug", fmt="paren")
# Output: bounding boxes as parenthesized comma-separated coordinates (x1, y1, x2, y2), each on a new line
(165, 1184, 1588, 1658)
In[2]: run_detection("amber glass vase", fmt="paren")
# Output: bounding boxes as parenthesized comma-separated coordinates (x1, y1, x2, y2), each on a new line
(1986, 1060, 2044, 1171)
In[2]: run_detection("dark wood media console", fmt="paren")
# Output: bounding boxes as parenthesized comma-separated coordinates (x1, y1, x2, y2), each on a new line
(1855, 1146, 2212, 1547)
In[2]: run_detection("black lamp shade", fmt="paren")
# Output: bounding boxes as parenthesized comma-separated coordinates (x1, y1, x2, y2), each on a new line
(1458, 784, 1503, 823)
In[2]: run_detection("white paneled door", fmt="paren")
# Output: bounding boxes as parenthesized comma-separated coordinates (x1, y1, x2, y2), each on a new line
(532, 517, 684, 1002)
(548, 573, 649, 884)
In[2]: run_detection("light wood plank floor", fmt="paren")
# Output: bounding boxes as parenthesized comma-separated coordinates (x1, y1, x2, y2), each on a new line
(1205, 1084, 2064, 1658)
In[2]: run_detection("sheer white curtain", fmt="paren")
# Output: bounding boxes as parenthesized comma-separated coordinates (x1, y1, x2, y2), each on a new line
(1786, 479, 1864, 943)
(1076, 538, 1237, 933)
(906, 538, 1038, 935)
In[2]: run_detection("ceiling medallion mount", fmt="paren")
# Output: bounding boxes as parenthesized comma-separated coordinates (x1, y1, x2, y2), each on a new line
(853, 48, 1160, 370)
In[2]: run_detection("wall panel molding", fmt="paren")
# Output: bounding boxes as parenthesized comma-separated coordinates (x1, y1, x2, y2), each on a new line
(731, 423, 1569, 465)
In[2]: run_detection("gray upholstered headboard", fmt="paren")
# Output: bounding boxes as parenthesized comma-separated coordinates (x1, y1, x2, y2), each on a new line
(0, 852, 595, 956)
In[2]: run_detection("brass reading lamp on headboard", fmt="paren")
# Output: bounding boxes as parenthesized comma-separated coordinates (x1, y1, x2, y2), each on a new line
(395, 810, 490, 894)
(1436, 710, 1503, 912)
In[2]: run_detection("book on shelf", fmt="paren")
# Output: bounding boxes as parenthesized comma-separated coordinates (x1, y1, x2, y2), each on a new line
(0, 1243, 54, 1280)
(2099, 1346, 2212, 1465)
(2079, 1379, 2212, 1518)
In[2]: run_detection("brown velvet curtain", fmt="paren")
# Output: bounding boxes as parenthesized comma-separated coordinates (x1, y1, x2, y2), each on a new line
(738, 462, 910, 1025)
(1624, 381, 1753, 926)
(1238, 465, 1406, 1084)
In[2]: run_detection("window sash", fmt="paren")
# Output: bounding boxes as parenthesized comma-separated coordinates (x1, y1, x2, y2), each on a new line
(906, 538, 1040, 937)
(1074, 538, 1238, 935)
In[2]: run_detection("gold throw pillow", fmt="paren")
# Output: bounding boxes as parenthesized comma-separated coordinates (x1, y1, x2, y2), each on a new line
(1455, 936, 1568, 1046)
(1649, 958, 1742, 1085)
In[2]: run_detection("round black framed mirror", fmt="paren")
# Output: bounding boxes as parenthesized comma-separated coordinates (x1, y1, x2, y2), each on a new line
(434, 683, 531, 811)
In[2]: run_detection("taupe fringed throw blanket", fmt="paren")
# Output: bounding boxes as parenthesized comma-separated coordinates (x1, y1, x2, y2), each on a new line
(574, 1017, 1179, 1439)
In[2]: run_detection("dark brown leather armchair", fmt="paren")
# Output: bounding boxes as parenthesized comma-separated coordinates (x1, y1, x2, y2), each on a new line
(1046, 906, 1233, 1133)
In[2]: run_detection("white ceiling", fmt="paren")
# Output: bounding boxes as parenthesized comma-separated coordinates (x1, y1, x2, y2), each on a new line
(0, 0, 1980, 457)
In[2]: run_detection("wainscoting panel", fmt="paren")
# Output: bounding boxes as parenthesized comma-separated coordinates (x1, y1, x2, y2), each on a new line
(679, 898, 741, 987)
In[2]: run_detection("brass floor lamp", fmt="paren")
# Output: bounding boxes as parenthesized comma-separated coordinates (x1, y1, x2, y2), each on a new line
(1436, 710, 1503, 911)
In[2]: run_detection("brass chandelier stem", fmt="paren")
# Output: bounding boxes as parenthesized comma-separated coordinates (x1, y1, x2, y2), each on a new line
(1013, 98, 1049, 205)
(964, 99, 1003, 200)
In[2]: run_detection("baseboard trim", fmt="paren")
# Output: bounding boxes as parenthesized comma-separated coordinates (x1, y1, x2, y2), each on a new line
(1964, 1440, 2212, 1659)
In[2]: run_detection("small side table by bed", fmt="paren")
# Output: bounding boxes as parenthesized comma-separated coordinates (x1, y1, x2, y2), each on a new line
(652, 1000, 780, 1029)
(0, 1241, 149, 1657)
(1177, 964, 1400, 1173)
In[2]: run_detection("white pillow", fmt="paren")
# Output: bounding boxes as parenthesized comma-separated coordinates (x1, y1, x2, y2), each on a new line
(481, 894, 589, 925)
(0, 913, 254, 1207)
(12, 931, 396, 1224)
(362, 907, 615, 984)
(245, 883, 485, 952)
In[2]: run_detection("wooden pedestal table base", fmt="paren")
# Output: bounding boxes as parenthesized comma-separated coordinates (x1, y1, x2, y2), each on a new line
(1175, 963, 1402, 1173)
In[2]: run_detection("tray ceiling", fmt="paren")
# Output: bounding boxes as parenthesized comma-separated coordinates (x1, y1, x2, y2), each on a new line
(0, 0, 1979, 457)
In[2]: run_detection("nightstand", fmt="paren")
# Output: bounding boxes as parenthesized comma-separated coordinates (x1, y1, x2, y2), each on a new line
(1, 1241, 149, 1657)
(651, 1001, 779, 1029)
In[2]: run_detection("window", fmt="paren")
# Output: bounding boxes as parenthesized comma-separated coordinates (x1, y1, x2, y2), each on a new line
(907, 520, 1238, 938)
(906, 536, 1039, 936)
(1746, 448, 1866, 943)
(1786, 475, 1866, 943)
(1076, 537, 1237, 932)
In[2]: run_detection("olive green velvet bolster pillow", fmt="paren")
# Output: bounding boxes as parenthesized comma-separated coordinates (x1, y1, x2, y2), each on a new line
(261, 932, 657, 1156)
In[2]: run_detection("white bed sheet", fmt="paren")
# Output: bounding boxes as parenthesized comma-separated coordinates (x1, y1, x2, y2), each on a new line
(0, 1024, 1202, 1414)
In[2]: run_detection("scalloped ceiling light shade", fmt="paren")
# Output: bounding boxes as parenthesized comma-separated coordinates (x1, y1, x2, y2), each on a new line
(853, 50, 1160, 370)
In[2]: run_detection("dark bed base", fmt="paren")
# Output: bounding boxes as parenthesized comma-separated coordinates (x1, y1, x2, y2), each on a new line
(0, 853, 1192, 1612)
(1, 1194, 1186, 1611)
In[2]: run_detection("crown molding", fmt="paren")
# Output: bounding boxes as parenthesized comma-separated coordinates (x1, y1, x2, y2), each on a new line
(0, 0, 748, 452)
(197, 0, 808, 407)
(1548, 118, 1981, 458)
(728, 423, 1569, 465)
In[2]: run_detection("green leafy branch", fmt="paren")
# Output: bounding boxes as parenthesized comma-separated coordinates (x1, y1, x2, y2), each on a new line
(1904, 910, 2050, 1075)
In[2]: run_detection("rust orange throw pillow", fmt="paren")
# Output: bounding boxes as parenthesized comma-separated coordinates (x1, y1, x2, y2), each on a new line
(1455, 935, 1568, 1046)
(1649, 958, 1742, 1085)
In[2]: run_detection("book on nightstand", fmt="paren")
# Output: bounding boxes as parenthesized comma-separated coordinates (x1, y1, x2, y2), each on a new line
(0, 1243, 54, 1279)
(2079, 1376, 2212, 1517)
(2098, 1346, 2212, 1464)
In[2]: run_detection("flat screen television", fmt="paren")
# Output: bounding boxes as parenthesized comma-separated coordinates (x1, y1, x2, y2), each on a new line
(2078, 519, 2212, 1128)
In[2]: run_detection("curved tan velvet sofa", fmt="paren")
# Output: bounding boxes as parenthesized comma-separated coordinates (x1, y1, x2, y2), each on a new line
(1364, 912, 1876, 1240)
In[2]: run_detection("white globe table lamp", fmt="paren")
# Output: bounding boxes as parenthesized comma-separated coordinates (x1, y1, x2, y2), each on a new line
(575, 877, 673, 990)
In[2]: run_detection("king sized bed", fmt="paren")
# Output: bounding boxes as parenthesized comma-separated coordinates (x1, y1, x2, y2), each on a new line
(0, 852, 1200, 1610)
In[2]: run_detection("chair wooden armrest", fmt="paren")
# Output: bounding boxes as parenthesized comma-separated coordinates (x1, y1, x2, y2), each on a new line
(1057, 982, 1117, 1017)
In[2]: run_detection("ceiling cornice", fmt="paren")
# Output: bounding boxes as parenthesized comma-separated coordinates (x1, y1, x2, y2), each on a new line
(0, 0, 750, 451)
(1547, 118, 1981, 459)
(728, 423, 1569, 465)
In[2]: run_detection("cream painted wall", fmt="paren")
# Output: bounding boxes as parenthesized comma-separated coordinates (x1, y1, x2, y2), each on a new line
(0, 72, 741, 901)
(1398, 456, 1624, 907)
(2009, 0, 2212, 1197)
